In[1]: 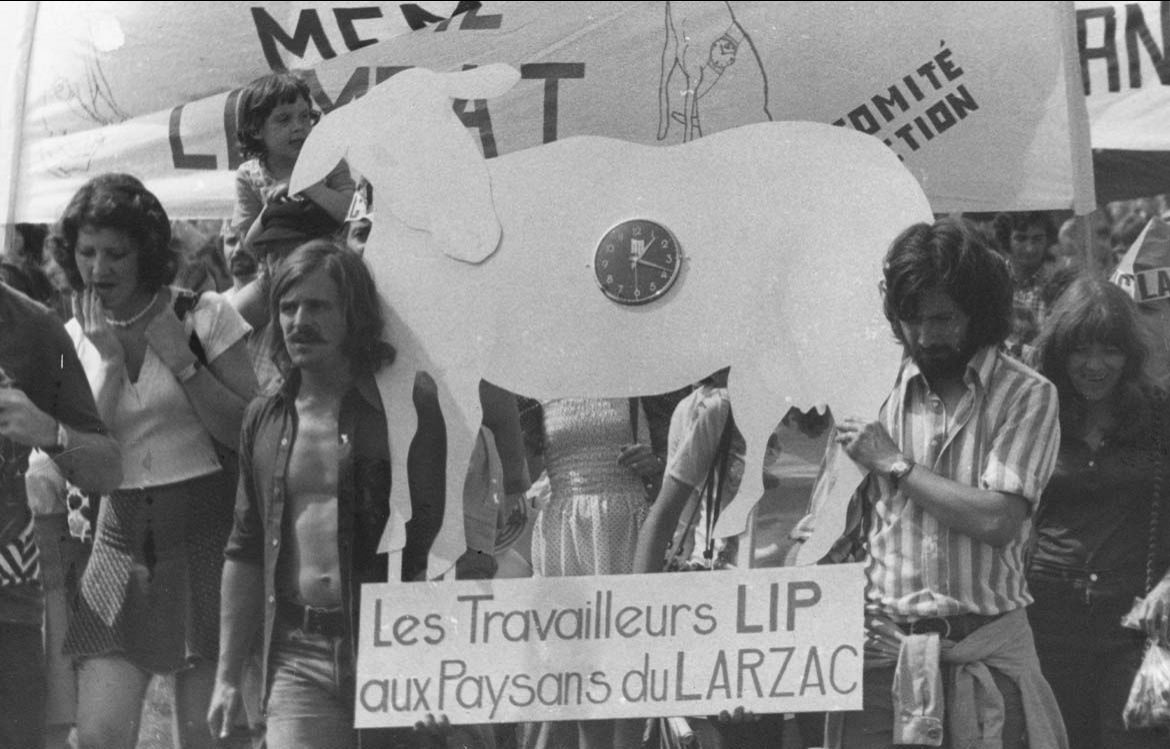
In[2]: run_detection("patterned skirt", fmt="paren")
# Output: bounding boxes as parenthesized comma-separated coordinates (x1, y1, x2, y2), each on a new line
(63, 470, 233, 674)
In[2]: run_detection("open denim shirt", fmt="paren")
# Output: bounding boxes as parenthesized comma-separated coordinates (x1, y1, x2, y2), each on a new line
(224, 370, 440, 704)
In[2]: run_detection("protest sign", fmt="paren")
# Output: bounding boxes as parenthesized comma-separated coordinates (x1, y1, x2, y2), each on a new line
(354, 564, 865, 727)
(1076, 0, 1170, 201)
(4, 1, 1092, 223)
(289, 63, 932, 573)
(1110, 216, 1170, 385)
(0, 1, 466, 224)
(1078, 1, 1170, 150)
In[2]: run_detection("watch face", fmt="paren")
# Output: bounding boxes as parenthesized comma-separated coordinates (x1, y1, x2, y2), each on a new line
(890, 459, 913, 481)
(594, 219, 682, 305)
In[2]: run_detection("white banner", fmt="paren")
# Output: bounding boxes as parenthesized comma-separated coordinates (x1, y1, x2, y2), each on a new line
(5, 1, 1093, 223)
(2, 1, 462, 224)
(1077, 0, 1170, 150)
(1074, 1, 1170, 201)
(355, 564, 865, 728)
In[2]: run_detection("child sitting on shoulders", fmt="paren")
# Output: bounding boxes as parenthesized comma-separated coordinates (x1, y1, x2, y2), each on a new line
(231, 72, 354, 254)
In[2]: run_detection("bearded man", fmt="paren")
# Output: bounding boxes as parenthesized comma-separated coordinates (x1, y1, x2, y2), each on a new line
(832, 217, 1067, 749)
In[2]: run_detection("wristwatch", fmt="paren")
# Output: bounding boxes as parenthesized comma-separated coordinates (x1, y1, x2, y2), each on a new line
(888, 456, 916, 486)
(45, 420, 68, 456)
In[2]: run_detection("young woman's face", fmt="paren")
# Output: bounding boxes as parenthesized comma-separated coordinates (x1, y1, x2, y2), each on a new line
(258, 96, 317, 163)
(74, 225, 144, 314)
(1066, 341, 1126, 403)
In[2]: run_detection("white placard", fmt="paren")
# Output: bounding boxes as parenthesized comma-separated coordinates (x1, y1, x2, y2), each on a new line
(354, 564, 865, 728)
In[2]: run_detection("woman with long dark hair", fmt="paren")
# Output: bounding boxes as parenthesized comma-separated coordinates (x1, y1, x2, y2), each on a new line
(1029, 275, 1170, 748)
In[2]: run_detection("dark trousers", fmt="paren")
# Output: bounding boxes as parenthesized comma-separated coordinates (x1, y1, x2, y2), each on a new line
(1028, 574, 1169, 749)
(0, 620, 47, 748)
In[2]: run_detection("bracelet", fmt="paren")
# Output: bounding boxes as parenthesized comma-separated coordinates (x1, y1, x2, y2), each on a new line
(176, 360, 201, 383)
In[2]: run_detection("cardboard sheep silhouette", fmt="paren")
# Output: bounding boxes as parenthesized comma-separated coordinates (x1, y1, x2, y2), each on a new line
(291, 63, 932, 578)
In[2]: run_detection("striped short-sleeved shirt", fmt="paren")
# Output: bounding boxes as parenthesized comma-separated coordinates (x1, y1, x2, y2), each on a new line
(864, 345, 1060, 619)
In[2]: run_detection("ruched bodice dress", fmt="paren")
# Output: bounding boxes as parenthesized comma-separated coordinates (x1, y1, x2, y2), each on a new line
(531, 398, 647, 577)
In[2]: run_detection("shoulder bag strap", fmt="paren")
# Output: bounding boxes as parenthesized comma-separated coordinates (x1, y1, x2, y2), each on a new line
(171, 290, 208, 365)
(701, 410, 736, 567)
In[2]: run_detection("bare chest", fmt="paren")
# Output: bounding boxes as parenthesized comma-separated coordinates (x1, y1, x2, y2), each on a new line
(287, 416, 341, 497)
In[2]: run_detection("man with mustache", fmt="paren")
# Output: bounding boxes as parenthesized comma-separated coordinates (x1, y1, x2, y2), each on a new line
(831, 218, 1067, 748)
(209, 240, 423, 747)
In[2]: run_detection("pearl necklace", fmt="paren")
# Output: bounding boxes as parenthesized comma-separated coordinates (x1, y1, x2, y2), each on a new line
(104, 290, 160, 328)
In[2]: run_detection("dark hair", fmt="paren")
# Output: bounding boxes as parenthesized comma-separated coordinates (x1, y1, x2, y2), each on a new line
(268, 239, 394, 375)
(176, 236, 231, 293)
(994, 211, 1057, 251)
(48, 173, 174, 292)
(1111, 212, 1146, 251)
(1034, 275, 1154, 437)
(882, 217, 1013, 349)
(236, 73, 314, 161)
(12, 224, 48, 265)
(229, 247, 258, 277)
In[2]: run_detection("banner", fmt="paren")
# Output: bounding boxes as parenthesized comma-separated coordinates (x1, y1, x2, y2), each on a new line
(1110, 216, 1170, 385)
(1076, 1, 1170, 201)
(1, 0, 464, 224)
(5, 1, 1093, 224)
(1078, 0, 1169, 151)
(1112, 216, 1170, 303)
(354, 565, 865, 727)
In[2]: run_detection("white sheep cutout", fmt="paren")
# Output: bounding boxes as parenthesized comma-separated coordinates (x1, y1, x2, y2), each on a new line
(291, 63, 932, 579)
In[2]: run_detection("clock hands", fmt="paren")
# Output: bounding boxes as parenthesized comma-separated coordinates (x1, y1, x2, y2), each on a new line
(632, 231, 673, 273)
(597, 220, 680, 303)
(636, 232, 656, 261)
(636, 257, 672, 273)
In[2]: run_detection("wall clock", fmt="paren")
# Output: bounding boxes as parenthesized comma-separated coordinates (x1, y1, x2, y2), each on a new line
(594, 219, 682, 305)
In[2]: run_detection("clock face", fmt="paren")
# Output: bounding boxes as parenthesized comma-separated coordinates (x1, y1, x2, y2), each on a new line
(594, 219, 682, 305)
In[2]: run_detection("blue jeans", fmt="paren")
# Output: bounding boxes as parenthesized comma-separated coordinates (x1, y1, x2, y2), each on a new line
(265, 621, 437, 748)
(265, 621, 356, 749)
(1027, 572, 1169, 749)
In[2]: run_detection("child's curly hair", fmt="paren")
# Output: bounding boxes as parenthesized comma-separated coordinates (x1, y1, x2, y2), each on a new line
(236, 73, 314, 161)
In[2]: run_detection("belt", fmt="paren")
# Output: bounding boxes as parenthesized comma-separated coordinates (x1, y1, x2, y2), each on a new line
(277, 599, 346, 638)
(1028, 561, 1141, 587)
(896, 612, 1004, 641)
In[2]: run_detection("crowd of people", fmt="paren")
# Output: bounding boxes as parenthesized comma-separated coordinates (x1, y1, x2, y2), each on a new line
(2, 69, 1170, 749)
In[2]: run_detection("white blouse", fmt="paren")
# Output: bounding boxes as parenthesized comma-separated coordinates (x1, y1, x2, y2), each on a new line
(67, 288, 250, 489)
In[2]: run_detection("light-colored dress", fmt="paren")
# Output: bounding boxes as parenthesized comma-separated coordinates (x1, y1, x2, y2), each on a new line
(530, 397, 647, 577)
(524, 398, 649, 749)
